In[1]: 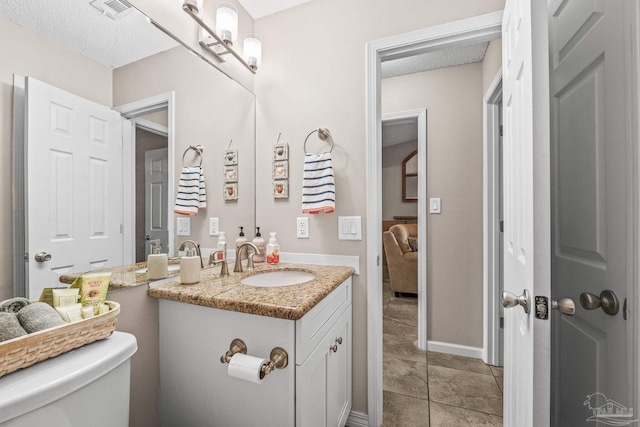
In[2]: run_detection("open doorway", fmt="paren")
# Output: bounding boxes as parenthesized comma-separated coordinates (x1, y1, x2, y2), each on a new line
(365, 12, 503, 425)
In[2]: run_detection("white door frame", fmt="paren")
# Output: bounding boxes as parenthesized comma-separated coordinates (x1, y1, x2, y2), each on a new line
(483, 70, 502, 366)
(382, 109, 427, 350)
(365, 11, 503, 425)
(115, 92, 176, 261)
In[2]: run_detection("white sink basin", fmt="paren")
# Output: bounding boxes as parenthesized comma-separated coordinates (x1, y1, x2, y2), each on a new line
(241, 271, 316, 287)
(135, 264, 180, 275)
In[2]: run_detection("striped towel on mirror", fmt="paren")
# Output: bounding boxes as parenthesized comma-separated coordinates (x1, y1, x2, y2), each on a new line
(174, 166, 207, 215)
(302, 152, 335, 214)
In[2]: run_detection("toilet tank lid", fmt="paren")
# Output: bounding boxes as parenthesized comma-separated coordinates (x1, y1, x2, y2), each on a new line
(0, 331, 138, 423)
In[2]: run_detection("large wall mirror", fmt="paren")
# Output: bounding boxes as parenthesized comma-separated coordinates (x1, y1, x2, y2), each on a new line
(1, 0, 255, 298)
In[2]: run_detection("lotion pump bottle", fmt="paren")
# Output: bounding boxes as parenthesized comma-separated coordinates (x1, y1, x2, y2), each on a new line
(266, 232, 280, 265)
(252, 227, 266, 263)
(236, 226, 248, 260)
(147, 240, 168, 280)
(216, 231, 227, 260)
(180, 248, 201, 285)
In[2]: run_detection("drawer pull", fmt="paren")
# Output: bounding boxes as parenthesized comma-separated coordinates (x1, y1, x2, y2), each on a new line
(330, 344, 338, 353)
(336, 337, 343, 345)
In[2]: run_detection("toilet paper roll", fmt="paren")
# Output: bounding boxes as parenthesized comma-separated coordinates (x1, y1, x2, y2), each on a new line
(228, 353, 267, 384)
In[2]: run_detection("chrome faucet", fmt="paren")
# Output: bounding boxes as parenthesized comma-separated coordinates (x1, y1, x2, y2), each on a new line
(178, 240, 203, 268)
(209, 250, 229, 276)
(234, 242, 261, 273)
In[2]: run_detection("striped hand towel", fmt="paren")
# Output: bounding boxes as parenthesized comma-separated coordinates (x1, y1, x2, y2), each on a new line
(174, 166, 207, 215)
(302, 152, 335, 214)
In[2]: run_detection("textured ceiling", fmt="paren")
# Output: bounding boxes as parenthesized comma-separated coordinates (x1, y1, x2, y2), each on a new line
(0, 0, 178, 68)
(382, 42, 489, 79)
(238, 0, 311, 19)
(382, 118, 418, 148)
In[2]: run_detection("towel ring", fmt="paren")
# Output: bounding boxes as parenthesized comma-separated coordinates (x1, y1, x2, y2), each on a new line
(303, 128, 333, 154)
(182, 145, 203, 167)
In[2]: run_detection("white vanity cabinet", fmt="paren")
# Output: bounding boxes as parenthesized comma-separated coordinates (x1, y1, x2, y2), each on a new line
(158, 275, 352, 427)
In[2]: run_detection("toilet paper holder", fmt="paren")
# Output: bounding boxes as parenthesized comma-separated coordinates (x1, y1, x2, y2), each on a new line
(220, 338, 289, 379)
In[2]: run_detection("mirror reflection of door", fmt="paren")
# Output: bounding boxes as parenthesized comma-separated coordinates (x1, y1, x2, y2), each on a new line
(402, 149, 418, 202)
(134, 117, 169, 262)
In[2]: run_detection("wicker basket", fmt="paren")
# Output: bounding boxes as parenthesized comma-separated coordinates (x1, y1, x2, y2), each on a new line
(0, 301, 120, 378)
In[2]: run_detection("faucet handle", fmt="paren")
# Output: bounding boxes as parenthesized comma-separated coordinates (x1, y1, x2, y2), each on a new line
(209, 251, 230, 276)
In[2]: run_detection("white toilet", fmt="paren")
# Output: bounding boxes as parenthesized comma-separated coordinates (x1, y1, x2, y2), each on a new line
(0, 331, 137, 426)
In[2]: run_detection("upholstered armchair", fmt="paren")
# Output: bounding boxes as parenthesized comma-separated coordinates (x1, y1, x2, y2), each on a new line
(382, 224, 418, 296)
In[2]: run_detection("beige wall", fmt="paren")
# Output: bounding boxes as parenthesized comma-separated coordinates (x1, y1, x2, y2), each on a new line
(114, 46, 256, 255)
(0, 17, 113, 301)
(253, 0, 505, 414)
(382, 141, 419, 220)
(382, 62, 484, 346)
(483, 39, 503, 95)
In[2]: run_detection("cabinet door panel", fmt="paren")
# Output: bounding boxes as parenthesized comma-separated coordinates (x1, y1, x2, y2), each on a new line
(296, 342, 329, 427)
(327, 305, 352, 427)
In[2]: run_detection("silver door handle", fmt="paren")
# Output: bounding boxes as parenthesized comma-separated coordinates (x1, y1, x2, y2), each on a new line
(580, 290, 619, 316)
(552, 298, 576, 316)
(34, 252, 52, 262)
(145, 235, 151, 240)
(502, 289, 530, 314)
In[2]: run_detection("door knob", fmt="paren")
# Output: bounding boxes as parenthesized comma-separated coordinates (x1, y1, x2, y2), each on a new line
(34, 252, 52, 262)
(552, 298, 576, 316)
(502, 289, 531, 314)
(145, 235, 151, 240)
(580, 290, 619, 316)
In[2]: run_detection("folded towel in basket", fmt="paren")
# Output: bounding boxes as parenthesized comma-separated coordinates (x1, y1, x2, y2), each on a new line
(174, 166, 207, 215)
(0, 297, 31, 313)
(17, 303, 66, 333)
(0, 312, 28, 342)
(301, 152, 335, 214)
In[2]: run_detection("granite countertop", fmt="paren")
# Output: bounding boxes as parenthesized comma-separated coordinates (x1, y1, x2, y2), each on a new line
(59, 259, 183, 291)
(147, 262, 354, 320)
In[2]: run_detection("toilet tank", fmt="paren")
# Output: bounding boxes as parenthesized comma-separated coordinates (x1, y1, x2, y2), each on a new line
(0, 331, 138, 426)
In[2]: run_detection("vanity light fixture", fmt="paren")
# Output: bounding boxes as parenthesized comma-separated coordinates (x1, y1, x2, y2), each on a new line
(181, 0, 203, 14)
(216, 3, 238, 46)
(181, 1, 258, 74)
(243, 35, 262, 70)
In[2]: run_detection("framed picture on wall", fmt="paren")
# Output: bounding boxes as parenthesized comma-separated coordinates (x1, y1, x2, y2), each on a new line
(273, 180, 288, 199)
(272, 161, 288, 180)
(224, 183, 238, 200)
(224, 148, 238, 166)
(273, 143, 288, 161)
(224, 165, 238, 183)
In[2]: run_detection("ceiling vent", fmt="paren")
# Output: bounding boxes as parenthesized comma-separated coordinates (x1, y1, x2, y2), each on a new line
(90, 0, 134, 20)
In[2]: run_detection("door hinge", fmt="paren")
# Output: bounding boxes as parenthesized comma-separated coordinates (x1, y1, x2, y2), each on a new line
(376, 255, 380, 266)
(499, 125, 503, 137)
(623, 298, 628, 321)
(120, 224, 124, 234)
(499, 221, 504, 232)
(499, 316, 504, 329)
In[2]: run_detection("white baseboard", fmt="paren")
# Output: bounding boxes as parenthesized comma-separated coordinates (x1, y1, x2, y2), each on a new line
(427, 340, 484, 359)
(346, 411, 369, 427)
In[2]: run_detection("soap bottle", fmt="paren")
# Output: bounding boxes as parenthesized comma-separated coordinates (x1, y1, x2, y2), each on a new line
(266, 232, 280, 265)
(252, 227, 266, 263)
(236, 226, 248, 260)
(180, 248, 201, 285)
(147, 240, 168, 280)
(216, 231, 227, 260)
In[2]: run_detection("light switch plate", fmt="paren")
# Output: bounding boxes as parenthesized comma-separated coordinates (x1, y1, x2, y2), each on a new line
(430, 198, 441, 214)
(177, 217, 191, 236)
(209, 218, 219, 236)
(297, 217, 309, 238)
(338, 216, 362, 240)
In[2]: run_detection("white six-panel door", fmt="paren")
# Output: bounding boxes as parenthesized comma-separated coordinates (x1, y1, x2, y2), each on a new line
(145, 147, 169, 258)
(502, 0, 552, 425)
(549, 0, 633, 425)
(26, 77, 124, 299)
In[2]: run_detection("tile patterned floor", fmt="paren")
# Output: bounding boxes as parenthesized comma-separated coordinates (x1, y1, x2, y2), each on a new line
(382, 281, 503, 427)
